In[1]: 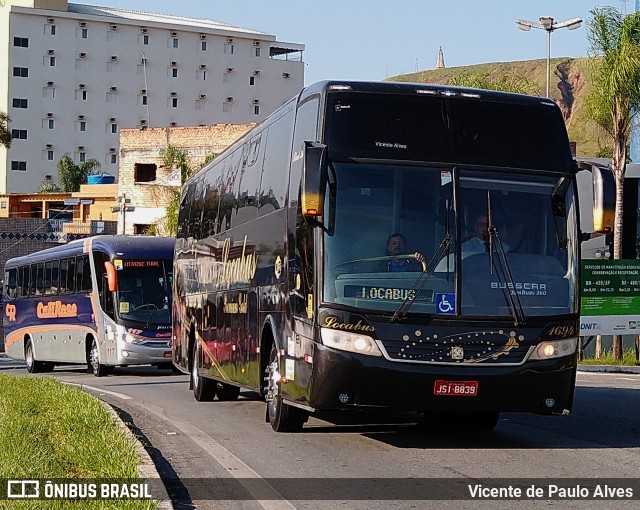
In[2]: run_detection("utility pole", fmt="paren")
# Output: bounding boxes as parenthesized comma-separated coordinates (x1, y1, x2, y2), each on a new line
(110, 193, 135, 235)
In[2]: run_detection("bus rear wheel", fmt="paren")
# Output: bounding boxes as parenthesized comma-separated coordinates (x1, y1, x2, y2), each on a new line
(89, 338, 108, 377)
(25, 340, 45, 374)
(191, 341, 216, 402)
(265, 343, 307, 432)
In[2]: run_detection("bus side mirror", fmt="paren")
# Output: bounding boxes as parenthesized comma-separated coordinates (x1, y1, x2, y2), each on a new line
(301, 141, 328, 217)
(105, 261, 118, 292)
(591, 165, 615, 233)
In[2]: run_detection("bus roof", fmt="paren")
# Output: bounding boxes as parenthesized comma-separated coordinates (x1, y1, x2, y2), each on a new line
(5, 235, 175, 268)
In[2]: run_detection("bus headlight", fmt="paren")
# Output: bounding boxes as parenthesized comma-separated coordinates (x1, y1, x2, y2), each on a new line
(529, 338, 578, 360)
(124, 334, 145, 345)
(320, 328, 382, 357)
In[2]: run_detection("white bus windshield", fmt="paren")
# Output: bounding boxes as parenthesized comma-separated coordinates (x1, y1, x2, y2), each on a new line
(116, 260, 172, 326)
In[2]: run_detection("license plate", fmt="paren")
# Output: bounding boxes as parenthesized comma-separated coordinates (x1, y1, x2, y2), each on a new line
(434, 380, 478, 396)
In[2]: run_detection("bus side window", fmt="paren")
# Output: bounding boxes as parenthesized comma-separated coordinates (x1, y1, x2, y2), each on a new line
(50, 260, 59, 295)
(44, 261, 53, 295)
(76, 255, 91, 292)
(59, 259, 68, 294)
(67, 257, 76, 293)
(30, 263, 44, 296)
(5, 268, 17, 299)
(17, 266, 29, 298)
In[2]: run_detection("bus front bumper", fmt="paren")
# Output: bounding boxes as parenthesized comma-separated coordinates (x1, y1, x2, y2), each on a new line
(117, 343, 173, 366)
(309, 344, 577, 415)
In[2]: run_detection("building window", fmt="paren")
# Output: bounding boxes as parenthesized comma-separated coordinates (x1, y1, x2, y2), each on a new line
(223, 73, 233, 84)
(43, 86, 55, 99)
(14, 37, 29, 47)
(201, 41, 207, 51)
(171, 97, 178, 108)
(172, 68, 178, 78)
(141, 34, 149, 45)
(111, 123, 118, 134)
(47, 119, 55, 129)
(49, 25, 56, 36)
(255, 47, 261, 57)
(13, 67, 29, 77)
(134, 163, 157, 183)
(49, 56, 56, 66)
(11, 129, 27, 140)
(107, 61, 118, 72)
(253, 105, 260, 115)
(12, 98, 28, 108)
(171, 38, 179, 48)
(79, 152, 86, 163)
(141, 95, 148, 105)
(47, 150, 54, 161)
(249, 76, 255, 86)
(110, 154, 117, 164)
(223, 102, 233, 113)
(80, 28, 88, 39)
(79, 121, 86, 132)
(11, 161, 27, 171)
(76, 89, 87, 101)
(224, 43, 234, 54)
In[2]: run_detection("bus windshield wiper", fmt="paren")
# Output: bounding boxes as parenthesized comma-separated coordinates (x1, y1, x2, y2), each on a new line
(485, 194, 525, 326)
(389, 233, 453, 322)
(144, 308, 157, 330)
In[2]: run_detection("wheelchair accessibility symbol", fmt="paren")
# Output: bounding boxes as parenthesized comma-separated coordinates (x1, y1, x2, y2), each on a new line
(435, 293, 455, 314)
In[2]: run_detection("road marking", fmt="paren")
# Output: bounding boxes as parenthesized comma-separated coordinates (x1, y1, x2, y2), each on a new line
(69, 383, 133, 400)
(134, 400, 296, 510)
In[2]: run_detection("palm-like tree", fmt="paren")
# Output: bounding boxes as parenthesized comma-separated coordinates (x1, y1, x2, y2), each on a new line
(586, 6, 640, 359)
(57, 153, 101, 192)
(0, 111, 11, 149)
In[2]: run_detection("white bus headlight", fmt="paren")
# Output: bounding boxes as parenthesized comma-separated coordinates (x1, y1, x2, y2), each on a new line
(320, 328, 382, 357)
(529, 338, 578, 361)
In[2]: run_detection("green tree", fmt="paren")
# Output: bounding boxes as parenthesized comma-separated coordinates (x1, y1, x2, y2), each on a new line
(450, 72, 537, 95)
(586, 6, 640, 360)
(0, 111, 12, 149)
(57, 153, 101, 192)
(37, 175, 62, 193)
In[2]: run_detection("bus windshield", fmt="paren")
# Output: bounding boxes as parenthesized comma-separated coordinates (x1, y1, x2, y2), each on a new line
(323, 163, 578, 318)
(116, 260, 173, 326)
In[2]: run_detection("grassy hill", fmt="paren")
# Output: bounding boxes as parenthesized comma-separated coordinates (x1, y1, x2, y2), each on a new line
(389, 58, 602, 157)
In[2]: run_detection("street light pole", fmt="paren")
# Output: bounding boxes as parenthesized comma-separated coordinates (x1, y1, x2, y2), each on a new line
(516, 15, 583, 98)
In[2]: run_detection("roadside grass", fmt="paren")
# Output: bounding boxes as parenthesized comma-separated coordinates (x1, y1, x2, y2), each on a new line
(0, 374, 156, 510)
(580, 348, 640, 366)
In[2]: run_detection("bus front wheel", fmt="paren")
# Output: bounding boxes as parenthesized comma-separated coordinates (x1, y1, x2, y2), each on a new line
(265, 343, 307, 432)
(89, 338, 108, 377)
(25, 340, 45, 374)
(191, 341, 216, 402)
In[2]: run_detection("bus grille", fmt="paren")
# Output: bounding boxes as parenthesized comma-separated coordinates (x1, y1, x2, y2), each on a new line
(379, 330, 530, 364)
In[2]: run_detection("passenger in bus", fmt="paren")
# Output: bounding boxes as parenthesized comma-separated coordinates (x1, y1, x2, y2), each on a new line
(462, 214, 510, 257)
(385, 233, 425, 272)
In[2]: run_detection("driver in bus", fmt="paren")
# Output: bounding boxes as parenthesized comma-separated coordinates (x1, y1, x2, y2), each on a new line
(385, 233, 425, 272)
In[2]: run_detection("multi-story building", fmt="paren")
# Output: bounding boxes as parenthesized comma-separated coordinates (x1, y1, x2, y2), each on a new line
(0, 0, 304, 194)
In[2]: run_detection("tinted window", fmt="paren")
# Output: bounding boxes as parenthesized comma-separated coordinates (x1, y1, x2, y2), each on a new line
(259, 110, 294, 217)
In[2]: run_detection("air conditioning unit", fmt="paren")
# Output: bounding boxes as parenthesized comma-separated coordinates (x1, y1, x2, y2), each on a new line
(198, 94, 207, 99)
(170, 61, 177, 67)
(282, 72, 290, 79)
(45, 113, 54, 118)
(78, 52, 86, 58)
(225, 67, 233, 73)
(140, 120, 147, 125)
(77, 115, 85, 120)
(253, 41, 261, 46)
(170, 31, 178, 37)
(110, 24, 118, 31)
(109, 117, 116, 122)
(79, 21, 87, 27)
(108, 148, 116, 153)
(169, 122, 177, 127)
(45, 144, 53, 149)
(109, 86, 117, 92)
(252, 99, 260, 105)
(226, 37, 233, 43)
(226, 96, 234, 102)
(139, 89, 147, 94)
(140, 28, 148, 33)
(47, 49, 55, 55)
(46, 81, 54, 87)
(199, 34, 207, 40)
(110, 55, 118, 61)
(169, 91, 177, 96)
(198, 64, 207, 69)
(47, 18, 55, 23)
(253, 70, 260, 76)
(77, 146, 85, 151)
(78, 83, 86, 89)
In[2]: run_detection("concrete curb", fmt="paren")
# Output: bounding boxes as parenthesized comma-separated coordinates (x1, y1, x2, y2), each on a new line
(101, 401, 174, 510)
(577, 363, 640, 374)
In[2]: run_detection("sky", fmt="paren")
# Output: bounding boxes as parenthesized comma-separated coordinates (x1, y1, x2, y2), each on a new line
(78, 0, 634, 85)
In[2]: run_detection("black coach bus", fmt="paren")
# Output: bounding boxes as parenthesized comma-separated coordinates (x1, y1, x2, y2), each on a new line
(173, 81, 611, 432)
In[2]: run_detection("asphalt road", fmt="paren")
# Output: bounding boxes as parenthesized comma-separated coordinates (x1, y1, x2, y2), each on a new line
(2, 357, 639, 510)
